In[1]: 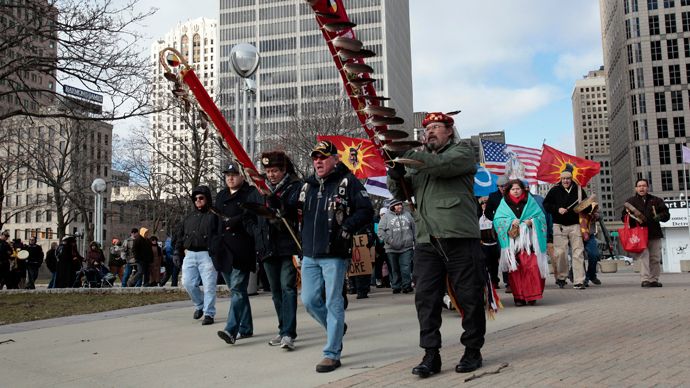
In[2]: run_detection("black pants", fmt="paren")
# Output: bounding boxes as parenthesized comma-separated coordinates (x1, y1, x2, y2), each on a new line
(414, 238, 486, 351)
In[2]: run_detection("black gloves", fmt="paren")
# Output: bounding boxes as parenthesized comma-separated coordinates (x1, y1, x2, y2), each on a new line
(387, 163, 406, 180)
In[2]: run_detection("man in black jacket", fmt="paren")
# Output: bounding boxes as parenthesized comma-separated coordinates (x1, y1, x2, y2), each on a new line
(127, 228, 153, 287)
(543, 170, 588, 289)
(25, 237, 44, 289)
(255, 150, 301, 351)
(215, 162, 263, 342)
(176, 185, 219, 325)
(300, 140, 374, 373)
(622, 179, 670, 287)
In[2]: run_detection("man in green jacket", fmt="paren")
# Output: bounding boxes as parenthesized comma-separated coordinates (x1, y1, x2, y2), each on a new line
(388, 112, 486, 377)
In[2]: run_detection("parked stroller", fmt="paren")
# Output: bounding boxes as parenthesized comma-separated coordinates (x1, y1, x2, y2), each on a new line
(76, 263, 114, 288)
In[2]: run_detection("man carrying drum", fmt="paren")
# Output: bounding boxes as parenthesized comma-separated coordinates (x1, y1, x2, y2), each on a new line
(543, 169, 590, 289)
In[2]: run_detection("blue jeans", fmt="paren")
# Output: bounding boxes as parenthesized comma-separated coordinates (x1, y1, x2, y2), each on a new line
(122, 263, 134, 287)
(387, 249, 413, 290)
(300, 256, 348, 360)
(221, 268, 253, 335)
(182, 251, 217, 317)
(263, 257, 297, 339)
(584, 237, 600, 281)
(48, 272, 56, 289)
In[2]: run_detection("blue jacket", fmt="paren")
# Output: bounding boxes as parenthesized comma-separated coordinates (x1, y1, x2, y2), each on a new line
(301, 163, 374, 259)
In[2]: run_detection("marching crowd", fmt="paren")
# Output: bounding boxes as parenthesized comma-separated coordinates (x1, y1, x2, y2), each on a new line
(0, 112, 672, 377)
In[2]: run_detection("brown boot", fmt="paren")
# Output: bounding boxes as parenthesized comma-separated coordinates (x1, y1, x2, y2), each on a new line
(315, 358, 341, 373)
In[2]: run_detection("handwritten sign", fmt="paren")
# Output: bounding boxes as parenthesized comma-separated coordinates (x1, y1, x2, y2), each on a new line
(348, 234, 374, 276)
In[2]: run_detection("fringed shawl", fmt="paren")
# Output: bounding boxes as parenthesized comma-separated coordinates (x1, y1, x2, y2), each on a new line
(493, 194, 549, 278)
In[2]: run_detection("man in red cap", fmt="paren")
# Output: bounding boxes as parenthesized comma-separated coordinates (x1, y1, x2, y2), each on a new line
(388, 112, 486, 377)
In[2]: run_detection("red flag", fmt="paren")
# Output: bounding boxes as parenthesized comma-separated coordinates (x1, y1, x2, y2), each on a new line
(317, 135, 386, 179)
(537, 144, 601, 186)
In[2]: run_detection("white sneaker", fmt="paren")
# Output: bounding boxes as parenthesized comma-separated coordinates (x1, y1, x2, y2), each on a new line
(280, 336, 295, 351)
(268, 334, 282, 346)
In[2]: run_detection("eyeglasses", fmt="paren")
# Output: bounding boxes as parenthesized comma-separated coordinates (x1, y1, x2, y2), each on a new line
(425, 124, 446, 131)
(311, 154, 330, 161)
(194, 196, 206, 201)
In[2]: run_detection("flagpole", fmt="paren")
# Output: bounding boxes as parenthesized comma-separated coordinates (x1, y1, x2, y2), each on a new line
(683, 159, 690, 237)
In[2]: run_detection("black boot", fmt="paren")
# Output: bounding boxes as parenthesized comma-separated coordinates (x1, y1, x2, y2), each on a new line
(412, 348, 441, 378)
(456, 348, 483, 373)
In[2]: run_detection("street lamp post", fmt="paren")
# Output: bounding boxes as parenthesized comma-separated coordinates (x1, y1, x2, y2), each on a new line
(229, 43, 260, 160)
(229, 44, 260, 294)
(91, 178, 107, 248)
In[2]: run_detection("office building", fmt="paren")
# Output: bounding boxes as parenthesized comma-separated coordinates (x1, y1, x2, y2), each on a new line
(573, 67, 615, 221)
(150, 18, 223, 197)
(600, 0, 690, 212)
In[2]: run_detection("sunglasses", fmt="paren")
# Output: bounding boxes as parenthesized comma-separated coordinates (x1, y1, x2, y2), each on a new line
(194, 196, 206, 201)
(311, 154, 330, 161)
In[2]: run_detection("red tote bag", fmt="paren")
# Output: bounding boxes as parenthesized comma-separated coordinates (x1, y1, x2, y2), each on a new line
(617, 215, 648, 254)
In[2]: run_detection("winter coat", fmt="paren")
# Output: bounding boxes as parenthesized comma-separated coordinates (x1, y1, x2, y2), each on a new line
(377, 210, 415, 253)
(214, 181, 262, 273)
(175, 185, 219, 255)
(133, 236, 153, 264)
(26, 243, 44, 267)
(387, 141, 480, 243)
(301, 162, 374, 259)
(622, 193, 670, 240)
(256, 174, 302, 261)
(543, 183, 588, 226)
(45, 248, 58, 272)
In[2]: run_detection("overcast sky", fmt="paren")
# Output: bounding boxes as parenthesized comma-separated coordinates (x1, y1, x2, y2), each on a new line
(131, 0, 604, 153)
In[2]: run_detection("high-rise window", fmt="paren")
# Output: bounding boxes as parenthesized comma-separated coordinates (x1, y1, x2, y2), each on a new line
(655, 92, 667, 112)
(659, 144, 671, 164)
(630, 69, 637, 89)
(627, 45, 634, 64)
(671, 90, 683, 110)
(683, 11, 690, 31)
(651, 40, 662, 60)
(673, 116, 686, 136)
(678, 169, 690, 190)
(661, 170, 673, 191)
(685, 38, 690, 57)
(669, 64, 681, 84)
(667, 39, 679, 58)
(657, 118, 669, 138)
(649, 0, 659, 9)
(650, 15, 661, 35)
(666, 14, 678, 33)
(664, 0, 675, 7)
(653, 66, 665, 86)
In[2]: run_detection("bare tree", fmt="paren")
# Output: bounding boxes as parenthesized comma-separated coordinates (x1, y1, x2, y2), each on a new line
(8, 116, 106, 240)
(0, 0, 157, 122)
(274, 95, 361, 177)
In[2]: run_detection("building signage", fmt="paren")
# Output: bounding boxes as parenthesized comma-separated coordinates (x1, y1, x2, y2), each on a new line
(661, 200, 689, 228)
(63, 85, 104, 104)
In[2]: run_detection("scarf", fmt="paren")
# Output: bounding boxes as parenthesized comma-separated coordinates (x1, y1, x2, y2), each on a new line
(493, 193, 549, 278)
(507, 192, 526, 205)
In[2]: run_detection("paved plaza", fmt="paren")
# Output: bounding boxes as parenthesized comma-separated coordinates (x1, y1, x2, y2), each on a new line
(0, 268, 688, 387)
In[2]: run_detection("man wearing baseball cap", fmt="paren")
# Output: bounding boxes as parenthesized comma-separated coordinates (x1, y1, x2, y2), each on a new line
(300, 140, 374, 372)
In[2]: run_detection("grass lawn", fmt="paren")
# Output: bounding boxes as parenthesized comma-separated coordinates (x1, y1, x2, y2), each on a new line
(0, 292, 201, 325)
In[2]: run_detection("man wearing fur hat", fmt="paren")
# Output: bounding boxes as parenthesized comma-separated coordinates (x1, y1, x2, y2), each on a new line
(543, 169, 589, 289)
(377, 200, 415, 294)
(254, 150, 302, 351)
(175, 185, 219, 325)
(388, 112, 486, 377)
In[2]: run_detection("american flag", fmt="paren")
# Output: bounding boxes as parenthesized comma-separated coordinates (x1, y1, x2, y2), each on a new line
(481, 139, 541, 185)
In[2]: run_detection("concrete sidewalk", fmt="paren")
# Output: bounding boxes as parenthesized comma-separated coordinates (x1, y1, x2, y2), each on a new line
(0, 270, 688, 387)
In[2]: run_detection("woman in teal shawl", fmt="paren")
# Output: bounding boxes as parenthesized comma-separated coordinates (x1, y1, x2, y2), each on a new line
(493, 179, 548, 306)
